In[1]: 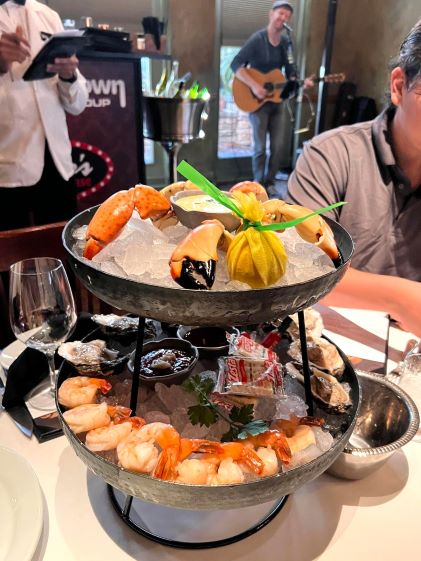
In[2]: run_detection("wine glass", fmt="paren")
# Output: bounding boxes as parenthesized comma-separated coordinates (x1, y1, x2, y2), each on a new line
(9, 257, 77, 411)
(400, 341, 421, 443)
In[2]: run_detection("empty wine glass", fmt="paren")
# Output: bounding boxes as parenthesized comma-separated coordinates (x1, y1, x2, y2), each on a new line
(9, 257, 77, 411)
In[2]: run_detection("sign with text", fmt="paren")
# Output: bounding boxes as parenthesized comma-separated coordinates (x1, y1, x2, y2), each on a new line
(66, 56, 145, 211)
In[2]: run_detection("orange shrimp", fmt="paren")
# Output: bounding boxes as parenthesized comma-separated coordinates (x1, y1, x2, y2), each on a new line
(204, 442, 265, 475)
(58, 376, 112, 409)
(241, 430, 292, 464)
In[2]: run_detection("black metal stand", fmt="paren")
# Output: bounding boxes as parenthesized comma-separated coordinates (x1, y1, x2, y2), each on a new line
(107, 484, 288, 549)
(161, 140, 182, 184)
(106, 312, 313, 548)
(298, 310, 314, 416)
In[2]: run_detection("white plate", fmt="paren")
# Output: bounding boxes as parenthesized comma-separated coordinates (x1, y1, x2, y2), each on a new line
(0, 340, 26, 371)
(0, 446, 43, 561)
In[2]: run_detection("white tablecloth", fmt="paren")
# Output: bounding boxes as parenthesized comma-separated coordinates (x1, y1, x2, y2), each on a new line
(1, 318, 421, 561)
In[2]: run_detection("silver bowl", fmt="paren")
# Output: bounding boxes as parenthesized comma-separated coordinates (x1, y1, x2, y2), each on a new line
(142, 96, 206, 143)
(170, 190, 241, 232)
(327, 371, 420, 480)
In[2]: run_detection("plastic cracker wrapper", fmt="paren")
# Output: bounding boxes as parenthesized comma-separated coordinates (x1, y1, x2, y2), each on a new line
(215, 356, 284, 397)
(227, 333, 278, 361)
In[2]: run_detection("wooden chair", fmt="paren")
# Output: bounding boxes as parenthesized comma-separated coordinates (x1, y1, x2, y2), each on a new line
(0, 221, 117, 348)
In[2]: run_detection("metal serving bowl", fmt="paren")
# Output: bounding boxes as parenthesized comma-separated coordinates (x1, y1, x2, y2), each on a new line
(327, 371, 420, 480)
(62, 208, 354, 327)
(170, 190, 242, 232)
(56, 340, 360, 510)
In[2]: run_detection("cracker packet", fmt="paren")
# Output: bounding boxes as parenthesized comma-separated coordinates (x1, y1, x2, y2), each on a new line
(227, 333, 278, 362)
(215, 356, 284, 397)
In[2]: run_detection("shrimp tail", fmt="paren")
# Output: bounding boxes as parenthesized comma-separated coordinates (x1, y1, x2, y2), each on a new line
(153, 448, 179, 480)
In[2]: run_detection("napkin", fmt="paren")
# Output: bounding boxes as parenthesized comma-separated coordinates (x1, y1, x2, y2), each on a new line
(3, 313, 97, 442)
(3, 313, 97, 409)
(315, 305, 394, 374)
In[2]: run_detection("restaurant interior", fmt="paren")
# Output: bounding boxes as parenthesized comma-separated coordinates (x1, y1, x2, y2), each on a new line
(1, 1, 421, 560)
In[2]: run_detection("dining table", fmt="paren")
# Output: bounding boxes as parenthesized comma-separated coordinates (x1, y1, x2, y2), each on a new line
(1, 307, 421, 561)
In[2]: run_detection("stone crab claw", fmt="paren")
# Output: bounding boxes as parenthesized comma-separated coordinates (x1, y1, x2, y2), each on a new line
(262, 199, 342, 266)
(169, 219, 229, 290)
(229, 181, 269, 202)
(83, 185, 171, 259)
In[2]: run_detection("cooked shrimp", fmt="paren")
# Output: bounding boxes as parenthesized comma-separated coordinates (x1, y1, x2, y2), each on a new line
(58, 376, 112, 409)
(117, 430, 161, 473)
(213, 457, 245, 484)
(62, 403, 131, 434)
(176, 458, 218, 485)
(255, 447, 279, 477)
(205, 442, 264, 475)
(273, 415, 325, 437)
(85, 416, 145, 452)
(241, 430, 292, 464)
(179, 438, 224, 461)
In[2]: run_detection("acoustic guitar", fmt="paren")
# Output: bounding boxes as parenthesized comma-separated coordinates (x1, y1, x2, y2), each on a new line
(232, 68, 346, 113)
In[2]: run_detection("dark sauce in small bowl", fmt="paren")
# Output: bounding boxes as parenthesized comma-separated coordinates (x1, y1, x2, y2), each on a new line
(140, 348, 193, 377)
(184, 327, 229, 349)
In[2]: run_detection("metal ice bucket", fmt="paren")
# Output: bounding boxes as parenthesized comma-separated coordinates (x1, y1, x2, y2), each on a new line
(142, 96, 206, 143)
(327, 372, 419, 480)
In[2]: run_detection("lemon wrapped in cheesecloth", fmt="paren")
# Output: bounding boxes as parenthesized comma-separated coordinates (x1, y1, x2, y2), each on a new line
(226, 190, 288, 288)
(169, 161, 345, 290)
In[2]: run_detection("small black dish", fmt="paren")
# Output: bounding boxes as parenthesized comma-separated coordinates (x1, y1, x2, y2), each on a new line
(176, 325, 240, 358)
(128, 337, 199, 388)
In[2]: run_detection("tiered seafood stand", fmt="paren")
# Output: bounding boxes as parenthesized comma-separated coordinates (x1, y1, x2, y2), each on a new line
(59, 209, 359, 549)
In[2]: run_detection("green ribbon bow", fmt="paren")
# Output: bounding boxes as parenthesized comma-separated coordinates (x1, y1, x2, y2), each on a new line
(176, 160, 346, 231)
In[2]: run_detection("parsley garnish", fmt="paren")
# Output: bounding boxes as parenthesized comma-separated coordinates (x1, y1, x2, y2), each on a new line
(182, 374, 269, 441)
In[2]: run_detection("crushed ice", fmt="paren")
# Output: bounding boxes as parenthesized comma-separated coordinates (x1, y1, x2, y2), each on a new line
(72, 214, 334, 290)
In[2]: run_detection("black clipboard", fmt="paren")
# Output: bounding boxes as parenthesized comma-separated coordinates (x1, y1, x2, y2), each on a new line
(23, 35, 92, 81)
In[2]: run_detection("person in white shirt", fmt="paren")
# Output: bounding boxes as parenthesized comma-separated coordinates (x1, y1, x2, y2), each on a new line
(0, 0, 88, 229)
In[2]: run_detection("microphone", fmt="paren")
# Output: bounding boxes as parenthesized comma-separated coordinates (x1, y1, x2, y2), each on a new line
(283, 22, 293, 33)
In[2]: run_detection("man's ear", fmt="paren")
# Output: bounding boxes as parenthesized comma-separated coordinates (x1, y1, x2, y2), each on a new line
(390, 67, 405, 106)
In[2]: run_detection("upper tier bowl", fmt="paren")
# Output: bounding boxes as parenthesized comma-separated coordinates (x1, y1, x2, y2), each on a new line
(62, 207, 354, 326)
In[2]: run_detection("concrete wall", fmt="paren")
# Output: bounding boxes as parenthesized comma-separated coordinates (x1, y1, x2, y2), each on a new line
(166, 0, 220, 182)
(306, 0, 421, 110)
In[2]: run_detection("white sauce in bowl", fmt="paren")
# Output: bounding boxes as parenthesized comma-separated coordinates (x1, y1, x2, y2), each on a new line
(176, 194, 232, 214)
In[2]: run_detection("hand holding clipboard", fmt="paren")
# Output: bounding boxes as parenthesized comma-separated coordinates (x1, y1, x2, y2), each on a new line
(23, 29, 92, 81)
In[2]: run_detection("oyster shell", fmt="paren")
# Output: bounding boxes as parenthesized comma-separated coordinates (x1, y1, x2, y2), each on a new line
(285, 362, 351, 412)
(91, 314, 139, 333)
(58, 339, 124, 375)
(288, 336, 345, 377)
(287, 308, 324, 340)
(91, 314, 160, 340)
(310, 369, 350, 411)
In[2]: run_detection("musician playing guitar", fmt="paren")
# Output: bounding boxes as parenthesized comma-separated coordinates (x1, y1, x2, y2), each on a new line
(230, 1, 313, 190)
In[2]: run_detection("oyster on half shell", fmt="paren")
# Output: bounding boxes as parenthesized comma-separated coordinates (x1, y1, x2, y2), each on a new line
(58, 339, 126, 375)
(285, 362, 351, 412)
(288, 336, 345, 377)
(91, 314, 139, 333)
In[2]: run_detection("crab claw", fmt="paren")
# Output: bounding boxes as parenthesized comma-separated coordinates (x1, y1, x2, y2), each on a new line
(262, 200, 342, 266)
(229, 181, 269, 202)
(169, 219, 226, 289)
(83, 185, 171, 259)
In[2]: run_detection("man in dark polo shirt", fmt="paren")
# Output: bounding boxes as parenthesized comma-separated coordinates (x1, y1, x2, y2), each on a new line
(288, 20, 421, 337)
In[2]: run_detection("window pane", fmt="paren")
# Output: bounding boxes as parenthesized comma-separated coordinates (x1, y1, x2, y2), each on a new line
(218, 46, 253, 159)
(141, 57, 154, 166)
